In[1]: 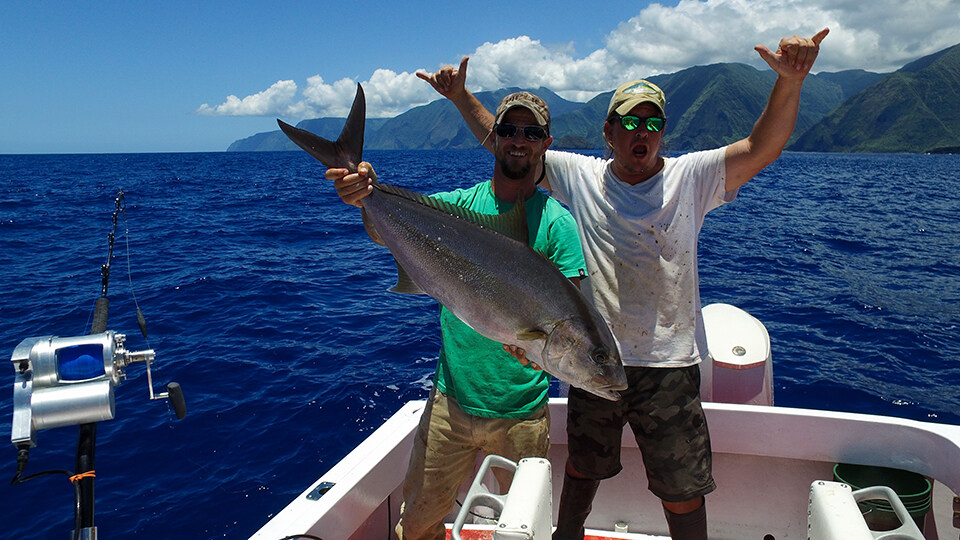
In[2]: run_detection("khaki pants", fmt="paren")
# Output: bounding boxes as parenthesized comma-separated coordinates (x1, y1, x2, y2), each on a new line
(395, 390, 550, 540)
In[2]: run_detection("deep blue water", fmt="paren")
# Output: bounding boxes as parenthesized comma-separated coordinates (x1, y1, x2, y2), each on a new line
(1, 150, 958, 538)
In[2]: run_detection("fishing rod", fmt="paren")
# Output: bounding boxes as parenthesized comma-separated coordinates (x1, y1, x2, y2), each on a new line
(9, 189, 187, 540)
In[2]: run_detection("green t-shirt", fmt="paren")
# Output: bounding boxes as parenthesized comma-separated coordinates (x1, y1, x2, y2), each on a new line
(430, 180, 586, 418)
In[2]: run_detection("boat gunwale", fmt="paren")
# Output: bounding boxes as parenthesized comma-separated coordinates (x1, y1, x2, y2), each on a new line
(253, 398, 960, 539)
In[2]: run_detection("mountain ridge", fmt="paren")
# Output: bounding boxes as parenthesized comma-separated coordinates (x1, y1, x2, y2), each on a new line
(228, 42, 960, 154)
(790, 43, 960, 153)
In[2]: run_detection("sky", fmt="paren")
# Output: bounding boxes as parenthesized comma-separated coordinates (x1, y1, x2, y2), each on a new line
(2, 0, 959, 154)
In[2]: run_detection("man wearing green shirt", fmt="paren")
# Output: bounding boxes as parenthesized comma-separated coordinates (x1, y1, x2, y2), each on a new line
(329, 91, 586, 540)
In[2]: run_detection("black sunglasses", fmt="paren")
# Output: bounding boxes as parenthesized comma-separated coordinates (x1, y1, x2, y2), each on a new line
(494, 123, 549, 141)
(612, 114, 666, 133)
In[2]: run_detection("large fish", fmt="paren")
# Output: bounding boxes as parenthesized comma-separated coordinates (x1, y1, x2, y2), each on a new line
(278, 84, 626, 400)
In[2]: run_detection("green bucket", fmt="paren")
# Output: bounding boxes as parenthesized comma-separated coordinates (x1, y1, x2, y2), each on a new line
(833, 463, 932, 532)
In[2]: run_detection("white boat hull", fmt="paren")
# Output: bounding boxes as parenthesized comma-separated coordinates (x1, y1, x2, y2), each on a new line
(252, 398, 960, 539)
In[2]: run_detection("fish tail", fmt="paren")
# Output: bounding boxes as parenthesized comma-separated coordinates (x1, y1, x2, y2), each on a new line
(277, 84, 366, 172)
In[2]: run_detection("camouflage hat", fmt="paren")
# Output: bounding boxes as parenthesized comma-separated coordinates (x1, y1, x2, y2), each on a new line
(494, 91, 551, 130)
(607, 79, 666, 117)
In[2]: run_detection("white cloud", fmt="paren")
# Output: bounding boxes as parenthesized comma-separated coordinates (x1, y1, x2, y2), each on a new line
(300, 76, 360, 118)
(199, 0, 960, 120)
(361, 69, 441, 118)
(196, 79, 301, 117)
(463, 37, 616, 97)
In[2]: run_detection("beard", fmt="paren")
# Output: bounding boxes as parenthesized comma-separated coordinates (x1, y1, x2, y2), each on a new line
(495, 145, 534, 180)
(497, 159, 532, 180)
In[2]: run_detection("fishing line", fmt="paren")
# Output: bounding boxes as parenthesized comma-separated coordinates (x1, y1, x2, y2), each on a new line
(122, 204, 149, 343)
(118, 196, 170, 412)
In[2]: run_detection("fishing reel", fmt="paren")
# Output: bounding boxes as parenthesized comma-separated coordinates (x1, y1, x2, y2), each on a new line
(10, 330, 186, 449)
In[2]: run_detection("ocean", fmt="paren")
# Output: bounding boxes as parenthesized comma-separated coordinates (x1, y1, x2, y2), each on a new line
(1, 150, 958, 538)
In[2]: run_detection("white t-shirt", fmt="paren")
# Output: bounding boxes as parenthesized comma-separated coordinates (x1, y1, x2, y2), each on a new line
(544, 148, 734, 367)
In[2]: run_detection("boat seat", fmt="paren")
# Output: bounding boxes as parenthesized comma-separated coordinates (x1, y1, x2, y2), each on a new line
(807, 480, 924, 540)
(451, 455, 553, 540)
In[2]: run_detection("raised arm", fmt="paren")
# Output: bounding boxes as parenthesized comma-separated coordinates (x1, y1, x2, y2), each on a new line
(417, 57, 496, 153)
(724, 28, 829, 191)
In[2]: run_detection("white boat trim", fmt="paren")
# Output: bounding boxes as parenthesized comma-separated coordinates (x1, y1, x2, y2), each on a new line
(252, 399, 960, 539)
(704, 402, 960, 494)
(255, 400, 421, 539)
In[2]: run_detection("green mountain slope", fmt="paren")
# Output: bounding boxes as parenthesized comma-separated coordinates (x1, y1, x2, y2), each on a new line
(651, 63, 841, 150)
(228, 42, 960, 154)
(815, 69, 886, 98)
(366, 87, 584, 150)
(544, 64, 844, 151)
(790, 43, 960, 153)
(229, 65, 846, 153)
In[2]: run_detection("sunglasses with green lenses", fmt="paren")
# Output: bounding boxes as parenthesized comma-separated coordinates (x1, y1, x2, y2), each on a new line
(613, 114, 666, 133)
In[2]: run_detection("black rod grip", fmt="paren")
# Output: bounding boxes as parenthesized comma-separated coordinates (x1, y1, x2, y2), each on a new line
(90, 297, 109, 334)
(167, 382, 187, 419)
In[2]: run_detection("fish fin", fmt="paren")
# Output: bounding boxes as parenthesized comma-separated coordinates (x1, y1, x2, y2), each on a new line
(516, 329, 548, 341)
(388, 258, 427, 295)
(374, 183, 530, 245)
(277, 84, 366, 172)
(496, 195, 528, 245)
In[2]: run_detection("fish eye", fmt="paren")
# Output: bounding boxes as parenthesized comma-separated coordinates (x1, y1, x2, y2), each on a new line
(593, 352, 606, 363)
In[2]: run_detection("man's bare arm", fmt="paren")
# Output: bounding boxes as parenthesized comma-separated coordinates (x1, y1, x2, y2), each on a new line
(417, 57, 496, 153)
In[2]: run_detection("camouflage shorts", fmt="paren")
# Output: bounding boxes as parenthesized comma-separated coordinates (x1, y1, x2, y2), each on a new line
(566, 365, 716, 503)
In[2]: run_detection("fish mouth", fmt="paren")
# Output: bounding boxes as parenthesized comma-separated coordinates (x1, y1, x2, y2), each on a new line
(587, 386, 623, 402)
(585, 376, 628, 402)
